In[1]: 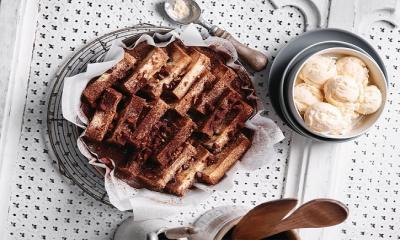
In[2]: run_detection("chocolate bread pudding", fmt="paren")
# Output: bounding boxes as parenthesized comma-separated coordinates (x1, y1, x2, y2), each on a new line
(81, 40, 256, 196)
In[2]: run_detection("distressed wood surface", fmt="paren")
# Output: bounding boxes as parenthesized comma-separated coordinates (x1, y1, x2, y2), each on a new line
(0, 0, 39, 239)
(0, 0, 23, 135)
(0, 1, 304, 239)
(284, 1, 400, 239)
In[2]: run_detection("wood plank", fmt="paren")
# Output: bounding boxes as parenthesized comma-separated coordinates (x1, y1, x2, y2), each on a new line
(0, 0, 39, 238)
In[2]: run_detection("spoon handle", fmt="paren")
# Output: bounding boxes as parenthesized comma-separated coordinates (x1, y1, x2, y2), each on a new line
(164, 226, 198, 239)
(195, 17, 268, 71)
(261, 199, 349, 239)
(211, 26, 268, 71)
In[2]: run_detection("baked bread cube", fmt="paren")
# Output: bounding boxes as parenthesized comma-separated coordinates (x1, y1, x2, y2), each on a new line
(194, 64, 237, 114)
(82, 53, 136, 107)
(165, 145, 210, 196)
(138, 143, 197, 191)
(107, 95, 146, 145)
(205, 100, 254, 152)
(171, 50, 210, 99)
(199, 88, 243, 137)
(146, 42, 192, 98)
(84, 88, 122, 142)
(155, 117, 196, 166)
(174, 70, 216, 115)
(121, 47, 169, 94)
(126, 99, 169, 147)
(200, 133, 251, 185)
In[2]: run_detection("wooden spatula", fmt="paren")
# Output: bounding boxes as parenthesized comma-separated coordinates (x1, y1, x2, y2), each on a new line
(232, 198, 298, 240)
(260, 198, 349, 239)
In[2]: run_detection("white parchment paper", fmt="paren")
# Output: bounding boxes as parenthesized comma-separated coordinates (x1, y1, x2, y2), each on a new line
(62, 24, 284, 220)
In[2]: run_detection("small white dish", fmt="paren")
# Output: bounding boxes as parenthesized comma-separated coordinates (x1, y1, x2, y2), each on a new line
(287, 47, 387, 139)
(278, 41, 368, 141)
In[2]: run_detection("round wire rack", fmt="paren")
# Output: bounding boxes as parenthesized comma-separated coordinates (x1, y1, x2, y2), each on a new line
(46, 24, 172, 205)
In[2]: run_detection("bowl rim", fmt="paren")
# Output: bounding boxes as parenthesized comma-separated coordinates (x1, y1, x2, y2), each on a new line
(267, 28, 389, 128)
(279, 41, 369, 102)
(278, 42, 367, 141)
(287, 47, 388, 139)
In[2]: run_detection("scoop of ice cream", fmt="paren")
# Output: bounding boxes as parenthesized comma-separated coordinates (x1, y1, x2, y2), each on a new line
(324, 75, 363, 109)
(304, 102, 349, 134)
(294, 83, 324, 113)
(356, 85, 382, 114)
(298, 55, 337, 88)
(336, 56, 369, 86)
(340, 106, 360, 127)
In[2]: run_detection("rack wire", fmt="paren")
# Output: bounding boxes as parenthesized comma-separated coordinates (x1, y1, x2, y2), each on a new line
(46, 24, 172, 205)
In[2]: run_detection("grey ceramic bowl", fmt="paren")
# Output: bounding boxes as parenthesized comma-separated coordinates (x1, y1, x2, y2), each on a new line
(278, 41, 369, 141)
(268, 28, 388, 122)
(286, 47, 387, 140)
(277, 42, 368, 141)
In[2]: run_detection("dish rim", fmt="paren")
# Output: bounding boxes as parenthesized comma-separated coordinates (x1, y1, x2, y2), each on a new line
(286, 47, 388, 139)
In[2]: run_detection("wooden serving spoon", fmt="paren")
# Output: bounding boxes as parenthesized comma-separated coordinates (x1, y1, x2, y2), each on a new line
(260, 198, 349, 239)
(232, 198, 298, 240)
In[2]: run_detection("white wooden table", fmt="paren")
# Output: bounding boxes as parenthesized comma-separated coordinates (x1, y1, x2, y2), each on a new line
(0, 0, 399, 239)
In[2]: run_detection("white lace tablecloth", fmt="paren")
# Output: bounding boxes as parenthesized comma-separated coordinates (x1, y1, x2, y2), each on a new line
(3, 1, 302, 239)
(331, 22, 400, 240)
(2, 0, 400, 239)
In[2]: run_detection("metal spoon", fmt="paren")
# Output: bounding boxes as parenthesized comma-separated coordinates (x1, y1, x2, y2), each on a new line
(164, 0, 268, 71)
(260, 199, 349, 239)
(146, 226, 197, 240)
(164, 226, 198, 239)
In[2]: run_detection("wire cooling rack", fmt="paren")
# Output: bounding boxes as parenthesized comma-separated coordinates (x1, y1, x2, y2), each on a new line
(46, 24, 172, 205)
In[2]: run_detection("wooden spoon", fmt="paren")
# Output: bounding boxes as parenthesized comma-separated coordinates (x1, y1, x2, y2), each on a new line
(232, 198, 298, 240)
(261, 198, 349, 239)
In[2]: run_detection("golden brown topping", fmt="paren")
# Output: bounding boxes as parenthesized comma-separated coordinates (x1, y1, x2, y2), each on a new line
(81, 40, 256, 196)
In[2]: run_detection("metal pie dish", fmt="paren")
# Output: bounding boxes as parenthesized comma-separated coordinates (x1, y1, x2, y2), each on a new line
(47, 24, 173, 205)
(284, 47, 387, 141)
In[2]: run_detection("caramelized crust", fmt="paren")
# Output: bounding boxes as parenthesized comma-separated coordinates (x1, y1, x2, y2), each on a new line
(174, 70, 216, 115)
(200, 133, 251, 185)
(205, 100, 254, 152)
(126, 99, 169, 147)
(81, 40, 256, 196)
(171, 50, 210, 99)
(199, 88, 243, 136)
(139, 144, 197, 191)
(84, 88, 122, 142)
(146, 43, 192, 97)
(122, 47, 169, 94)
(107, 95, 146, 145)
(114, 160, 142, 188)
(165, 145, 210, 196)
(155, 117, 195, 166)
(194, 64, 237, 114)
(82, 53, 136, 107)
